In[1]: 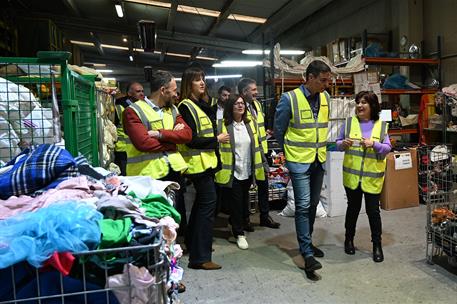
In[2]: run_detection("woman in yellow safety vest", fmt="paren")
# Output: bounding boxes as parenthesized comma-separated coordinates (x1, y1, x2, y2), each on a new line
(215, 96, 266, 250)
(337, 91, 391, 263)
(177, 66, 230, 270)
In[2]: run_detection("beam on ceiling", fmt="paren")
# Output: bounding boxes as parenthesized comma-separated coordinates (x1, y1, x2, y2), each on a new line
(190, 0, 236, 61)
(89, 32, 104, 55)
(162, 0, 178, 63)
(21, 13, 260, 52)
(207, 0, 236, 36)
(247, 0, 334, 43)
(63, 0, 82, 16)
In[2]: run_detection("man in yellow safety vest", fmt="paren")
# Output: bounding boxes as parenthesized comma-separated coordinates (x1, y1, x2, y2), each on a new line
(274, 60, 331, 279)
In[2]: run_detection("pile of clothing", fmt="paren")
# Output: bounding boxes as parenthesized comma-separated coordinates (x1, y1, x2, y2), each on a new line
(0, 144, 184, 304)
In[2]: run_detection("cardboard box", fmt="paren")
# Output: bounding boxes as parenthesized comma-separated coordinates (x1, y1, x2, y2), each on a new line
(380, 148, 419, 210)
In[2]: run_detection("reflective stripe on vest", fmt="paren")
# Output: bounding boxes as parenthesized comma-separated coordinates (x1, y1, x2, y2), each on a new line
(215, 119, 265, 186)
(177, 99, 217, 174)
(283, 88, 329, 163)
(246, 100, 268, 154)
(125, 100, 187, 179)
(342, 116, 388, 194)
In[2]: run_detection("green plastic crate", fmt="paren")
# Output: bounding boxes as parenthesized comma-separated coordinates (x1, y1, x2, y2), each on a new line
(0, 51, 99, 166)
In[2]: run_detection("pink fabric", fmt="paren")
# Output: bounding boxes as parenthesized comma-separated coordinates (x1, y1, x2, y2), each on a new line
(0, 176, 105, 220)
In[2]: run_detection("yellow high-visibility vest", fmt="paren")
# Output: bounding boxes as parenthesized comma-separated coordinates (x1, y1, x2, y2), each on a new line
(125, 100, 187, 179)
(246, 99, 268, 154)
(283, 88, 329, 163)
(114, 100, 132, 152)
(342, 116, 388, 194)
(177, 99, 218, 174)
(215, 119, 265, 186)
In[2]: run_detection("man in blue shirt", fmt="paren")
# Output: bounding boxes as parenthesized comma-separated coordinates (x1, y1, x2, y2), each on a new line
(274, 60, 331, 280)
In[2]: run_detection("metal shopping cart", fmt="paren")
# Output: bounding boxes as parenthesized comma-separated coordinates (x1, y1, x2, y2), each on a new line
(0, 231, 169, 304)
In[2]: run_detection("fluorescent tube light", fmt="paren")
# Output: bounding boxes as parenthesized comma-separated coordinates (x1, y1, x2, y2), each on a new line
(95, 69, 113, 73)
(115, 4, 124, 18)
(242, 49, 305, 55)
(212, 61, 262, 68)
(129, 55, 134, 61)
(175, 74, 242, 81)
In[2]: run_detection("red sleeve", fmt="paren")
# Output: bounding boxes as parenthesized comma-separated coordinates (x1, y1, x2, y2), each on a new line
(159, 114, 193, 144)
(123, 107, 176, 152)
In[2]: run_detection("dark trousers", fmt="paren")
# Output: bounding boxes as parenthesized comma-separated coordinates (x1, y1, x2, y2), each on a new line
(114, 151, 127, 176)
(344, 185, 382, 243)
(186, 174, 217, 264)
(223, 177, 251, 237)
(256, 178, 270, 220)
(160, 169, 186, 236)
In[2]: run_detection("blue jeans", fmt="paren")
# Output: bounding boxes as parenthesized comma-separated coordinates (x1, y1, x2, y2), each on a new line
(289, 161, 325, 257)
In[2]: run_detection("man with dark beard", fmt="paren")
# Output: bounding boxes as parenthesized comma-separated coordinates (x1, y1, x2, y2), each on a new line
(123, 70, 192, 235)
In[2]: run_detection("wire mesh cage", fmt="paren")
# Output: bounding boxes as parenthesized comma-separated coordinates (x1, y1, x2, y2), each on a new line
(0, 234, 169, 304)
(420, 145, 457, 266)
(0, 52, 99, 166)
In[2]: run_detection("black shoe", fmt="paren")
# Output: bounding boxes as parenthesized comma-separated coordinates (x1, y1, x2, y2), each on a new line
(312, 245, 324, 258)
(305, 270, 321, 281)
(259, 216, 280, 229)
(344, 239, 355, 255)
(373, 243, 384, 263)
(304, 256, 322, 272)
(243, 221, 255, 232)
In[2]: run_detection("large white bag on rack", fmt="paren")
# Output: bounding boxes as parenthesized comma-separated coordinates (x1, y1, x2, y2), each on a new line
(279, 180, 327, 218)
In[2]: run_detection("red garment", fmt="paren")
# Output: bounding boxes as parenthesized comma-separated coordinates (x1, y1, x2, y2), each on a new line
(42, 252, 75, 276)
(123, 107, 192, 152)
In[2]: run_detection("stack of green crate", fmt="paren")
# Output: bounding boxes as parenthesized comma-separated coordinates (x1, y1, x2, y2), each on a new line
(0, 51, 99, 166)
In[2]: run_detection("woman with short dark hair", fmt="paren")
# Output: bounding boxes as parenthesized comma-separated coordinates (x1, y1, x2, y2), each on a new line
(336, 91, 391, 262)
(215, 95, 266, 250)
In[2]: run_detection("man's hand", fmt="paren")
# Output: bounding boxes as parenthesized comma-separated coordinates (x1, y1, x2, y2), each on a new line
(148, 130, 160, 138)
(217, 133, 230, 144)
(173, 123, 185, 131)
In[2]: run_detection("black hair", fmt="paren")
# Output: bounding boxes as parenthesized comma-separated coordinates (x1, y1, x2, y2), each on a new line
(218, 85, 231, 95)
(126, 82, 142, 93)
(237, 78, 256, 96)
(180, 66, 207, 101)
(150, 70, 174, 92)
(305, 60, 331, 80)
(355, 91, 381, 121)
(223, 95, 250, 126)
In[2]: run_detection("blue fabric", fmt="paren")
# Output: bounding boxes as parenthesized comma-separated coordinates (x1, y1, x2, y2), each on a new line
(0, 202, 102, 269)
(289, 161, 325, 257)
(0, 144, 78, 199)
(383, 73, 417, 89)
(0, 264, 119, 304)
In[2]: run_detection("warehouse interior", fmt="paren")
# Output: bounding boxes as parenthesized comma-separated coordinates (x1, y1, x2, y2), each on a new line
(0, 0, 456, 303)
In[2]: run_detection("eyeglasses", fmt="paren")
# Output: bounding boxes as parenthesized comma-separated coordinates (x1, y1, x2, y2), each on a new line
(234, 102, 245, 106)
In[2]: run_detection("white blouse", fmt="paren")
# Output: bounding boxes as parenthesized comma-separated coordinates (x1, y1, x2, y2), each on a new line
(232, 121, 252, 180)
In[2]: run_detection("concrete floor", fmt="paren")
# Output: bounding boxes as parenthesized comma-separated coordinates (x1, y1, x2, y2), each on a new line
(178, 204, 456, 304)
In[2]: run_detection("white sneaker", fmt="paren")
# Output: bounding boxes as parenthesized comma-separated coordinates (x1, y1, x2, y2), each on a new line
(236, 235, 249, 250)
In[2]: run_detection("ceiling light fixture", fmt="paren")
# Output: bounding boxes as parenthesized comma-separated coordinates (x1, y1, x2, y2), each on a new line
(174, 74, 242, 82)
(129, 55, 134, 61)
(125, 0, 266, 24)
(115, 1, 124, 18)
(95, 69, 113, 73)
(212, 60, 262, 68)
(242, 49, 305, 55)
(123, 37, 128, 42)
(70, 40, 218, 61)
